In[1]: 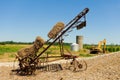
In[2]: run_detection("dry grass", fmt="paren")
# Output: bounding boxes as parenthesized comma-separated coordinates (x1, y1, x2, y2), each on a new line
(48, 22, 64, 39)
(17, 36, 45, 58)
(0, 53, 15, 62)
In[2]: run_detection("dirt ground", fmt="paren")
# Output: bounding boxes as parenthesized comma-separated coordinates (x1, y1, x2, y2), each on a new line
(0, 52, 120, 80)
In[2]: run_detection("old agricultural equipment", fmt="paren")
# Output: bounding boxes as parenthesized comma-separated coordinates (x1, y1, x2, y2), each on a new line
(13, 8, 89, 75)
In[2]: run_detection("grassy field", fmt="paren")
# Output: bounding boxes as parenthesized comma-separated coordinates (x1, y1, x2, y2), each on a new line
(0, 43, 120, 62)
(0, 44, 29, 62)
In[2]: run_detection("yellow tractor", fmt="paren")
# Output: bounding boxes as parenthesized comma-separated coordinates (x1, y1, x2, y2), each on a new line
(90, 39, 106, 54)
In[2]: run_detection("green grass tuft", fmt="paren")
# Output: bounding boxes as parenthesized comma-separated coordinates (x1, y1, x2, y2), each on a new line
(79, 53, 93, 57)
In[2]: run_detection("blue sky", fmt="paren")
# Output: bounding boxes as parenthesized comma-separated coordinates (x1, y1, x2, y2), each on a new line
(0, 0, 120, 44)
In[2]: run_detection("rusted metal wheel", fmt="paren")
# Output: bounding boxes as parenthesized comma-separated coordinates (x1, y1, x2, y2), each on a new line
(77, 59, 87, 71)
(69, 59, 87, 72)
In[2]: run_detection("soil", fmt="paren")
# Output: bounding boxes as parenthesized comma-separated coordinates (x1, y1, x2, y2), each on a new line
(0, 52, 120, 80)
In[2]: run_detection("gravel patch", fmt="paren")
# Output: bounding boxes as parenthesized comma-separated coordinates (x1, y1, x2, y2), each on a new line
(0, 52, 120, 80)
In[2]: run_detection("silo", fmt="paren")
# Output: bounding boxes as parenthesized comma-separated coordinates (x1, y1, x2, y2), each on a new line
(76, 36, 83, 50)
(71, 43, 79, 51)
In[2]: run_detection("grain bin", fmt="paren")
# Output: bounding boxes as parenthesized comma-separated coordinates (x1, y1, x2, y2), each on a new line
(71, 43, 79, 51)
(76, 36, 83, 50)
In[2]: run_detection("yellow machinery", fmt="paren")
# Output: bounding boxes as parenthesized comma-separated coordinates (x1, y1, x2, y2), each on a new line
(90, 39, 106, 54)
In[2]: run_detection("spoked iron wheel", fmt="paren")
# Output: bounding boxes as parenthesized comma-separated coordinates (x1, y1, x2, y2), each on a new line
(69, 59, 87, 72)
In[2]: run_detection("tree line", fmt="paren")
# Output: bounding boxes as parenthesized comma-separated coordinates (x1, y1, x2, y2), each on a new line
(0, 41, 71, 45)
(0, 41, 33, 45)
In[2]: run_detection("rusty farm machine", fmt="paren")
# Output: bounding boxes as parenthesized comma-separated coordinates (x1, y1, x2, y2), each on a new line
(13, 8, 89, 75)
